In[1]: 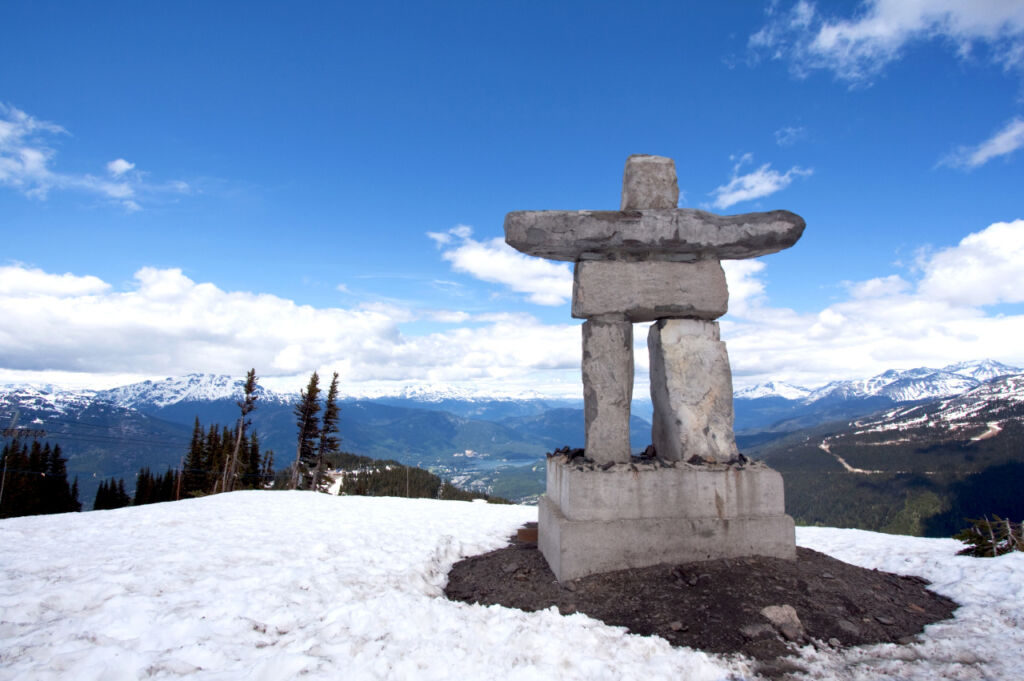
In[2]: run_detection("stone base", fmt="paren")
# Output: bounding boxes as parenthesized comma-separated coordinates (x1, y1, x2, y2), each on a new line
(539, 456, 795, 582)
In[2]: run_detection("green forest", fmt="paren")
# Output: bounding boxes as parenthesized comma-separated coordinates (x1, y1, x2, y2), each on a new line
(0, 440, 81, 518)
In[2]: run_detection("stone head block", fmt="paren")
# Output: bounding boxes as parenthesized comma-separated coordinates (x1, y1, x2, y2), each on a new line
(572, 259, 728, 322)
(621, 154, 679, 210)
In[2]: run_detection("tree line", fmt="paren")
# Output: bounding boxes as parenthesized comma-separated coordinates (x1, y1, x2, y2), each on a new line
(324, 451, 509, 503)
(0, 440, 81, 518)
(2, 368, 508, 517)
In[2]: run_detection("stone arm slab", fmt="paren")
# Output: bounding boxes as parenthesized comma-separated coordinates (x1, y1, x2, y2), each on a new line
(504, 208, 805, 262)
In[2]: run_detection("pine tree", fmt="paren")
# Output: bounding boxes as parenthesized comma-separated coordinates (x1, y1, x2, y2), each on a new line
(312, 372, 341, 492)
(0, 440, 81, 517)
(182, 417, 206, 496)
(224, 368, 259, 493)
(134, 467, 154, 505)
(69, 477, 82, 512)
(291, 371, 321, 490)
(115, 478, 130, 507)
(94, 477, 131, 510)
(242, 432, 262, 490)
(260, 449, 275, 489)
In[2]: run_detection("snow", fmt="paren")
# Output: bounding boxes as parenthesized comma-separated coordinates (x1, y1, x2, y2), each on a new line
(851, 374, 1024, 437)
(734, 381, 811, 400)
(2, 493, 1022, 680)
(942, 359, 1021, 383)
(7, 361, 1024, 417)
(96, 374, 292, 409)
(795, 528, 1024, 680)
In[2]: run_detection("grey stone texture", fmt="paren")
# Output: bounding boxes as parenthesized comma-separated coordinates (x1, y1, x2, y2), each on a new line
(504, 208, 805, 262)
(581, 320, 633, 464)
(505, 153, 803, 581)
(538, 456, 796, 582)
(621, 154, 679, 210)
(572, 259, 728, 322)
(649, 319, 739, 463)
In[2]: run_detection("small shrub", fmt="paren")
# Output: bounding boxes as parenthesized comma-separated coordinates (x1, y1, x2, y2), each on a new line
(954, 515, 1024, 557)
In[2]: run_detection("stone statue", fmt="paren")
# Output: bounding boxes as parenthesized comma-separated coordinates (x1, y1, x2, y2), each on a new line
(504, 155, 803, 581)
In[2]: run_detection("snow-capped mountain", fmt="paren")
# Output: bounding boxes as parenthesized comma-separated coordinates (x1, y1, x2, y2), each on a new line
(734, 381, 812, 400)
(807, 367, 982, 403)
(941, 359, 1021, 383)
(96, 373, 292, 410)
(738, 360, 1022, 405)
(852, 373, 1024, 438)
(0, 384, 97, 418)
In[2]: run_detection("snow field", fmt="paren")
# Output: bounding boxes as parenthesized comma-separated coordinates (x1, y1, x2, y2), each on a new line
(794, 527, 1024, 680)
(0, 492, 748, 681)
(2, 493, 1022, 679)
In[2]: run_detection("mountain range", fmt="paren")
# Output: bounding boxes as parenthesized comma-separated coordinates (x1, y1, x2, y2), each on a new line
(1, 359, 1021, 510)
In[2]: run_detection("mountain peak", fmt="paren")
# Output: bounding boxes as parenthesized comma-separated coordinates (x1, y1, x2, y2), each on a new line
(734, 381, 812, 400)
(942, 359, 1021, 382)
(96, 373, 286, 409)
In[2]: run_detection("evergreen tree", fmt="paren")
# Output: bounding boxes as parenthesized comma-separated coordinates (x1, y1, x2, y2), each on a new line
(181, 417, 206, 497)
(291, 371, 321, 490)
(242, 432, 263, 490)
(134, 467, 154, 505)
(0, 440, 79, 517)
(93, 477, 131, 510)
(69, 477, 82, 512)
(312, 372, 341, 492)
(115, 478, 130, 507)
(224, 368, 259, 493)
(260, 449, 275, 489)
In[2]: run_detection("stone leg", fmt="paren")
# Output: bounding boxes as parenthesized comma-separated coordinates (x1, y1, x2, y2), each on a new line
(582, 319, 633, 464)
(648, 319, 738, 462)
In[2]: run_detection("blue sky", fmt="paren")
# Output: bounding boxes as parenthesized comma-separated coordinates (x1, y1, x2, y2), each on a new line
(1, 1, 1023, 395)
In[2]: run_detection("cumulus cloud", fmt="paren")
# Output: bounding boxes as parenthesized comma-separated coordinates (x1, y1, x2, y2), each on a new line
(940, 117, 1024, 169)
(917, 219, 1024, 305)
(750, 1, 1024, 84)
(106, 158, 135, 177)
(0, 265, 110, 297)
(722, 219, 1024, 387)
(710, 154, 812, 209)
(0, 265, 582, 392)
(429, 225, 573, 306)
(4, 221, 1023, 395)
(0, 103, 188, 211)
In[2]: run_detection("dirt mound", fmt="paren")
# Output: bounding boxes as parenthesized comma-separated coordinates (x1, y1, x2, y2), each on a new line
(444, 529, 956, 677)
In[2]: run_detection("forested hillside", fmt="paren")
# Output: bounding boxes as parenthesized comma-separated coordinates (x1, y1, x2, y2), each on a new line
(754, 377, 1024, 536)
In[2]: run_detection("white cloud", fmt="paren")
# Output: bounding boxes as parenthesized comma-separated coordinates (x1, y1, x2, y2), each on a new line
(106, 158, 135, 177)
(940, 117, 1024, 168)
(722, 219, 1024, 388)
(0, 265, 582, 391)
(0, 265, 110, 297)
(774, 125, 806, 146)
(5, 221, 1023, 396)
(0, 103, 188, 210)
(917, 219, 1024, 305)
(751, 0, 1024, 84)
(430, 225, 573, 306)
(710, 154, 812, 209)
(721, 260, 768, 316)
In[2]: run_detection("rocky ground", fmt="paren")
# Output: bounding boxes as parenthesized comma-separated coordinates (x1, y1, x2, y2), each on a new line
(444, 525, 958, 678)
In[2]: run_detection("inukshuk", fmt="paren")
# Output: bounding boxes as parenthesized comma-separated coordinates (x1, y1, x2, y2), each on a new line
(505, 155, 805, 581)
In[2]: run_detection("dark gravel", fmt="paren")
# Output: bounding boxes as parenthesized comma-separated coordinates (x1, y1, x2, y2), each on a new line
(444, 527, 957, 677)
